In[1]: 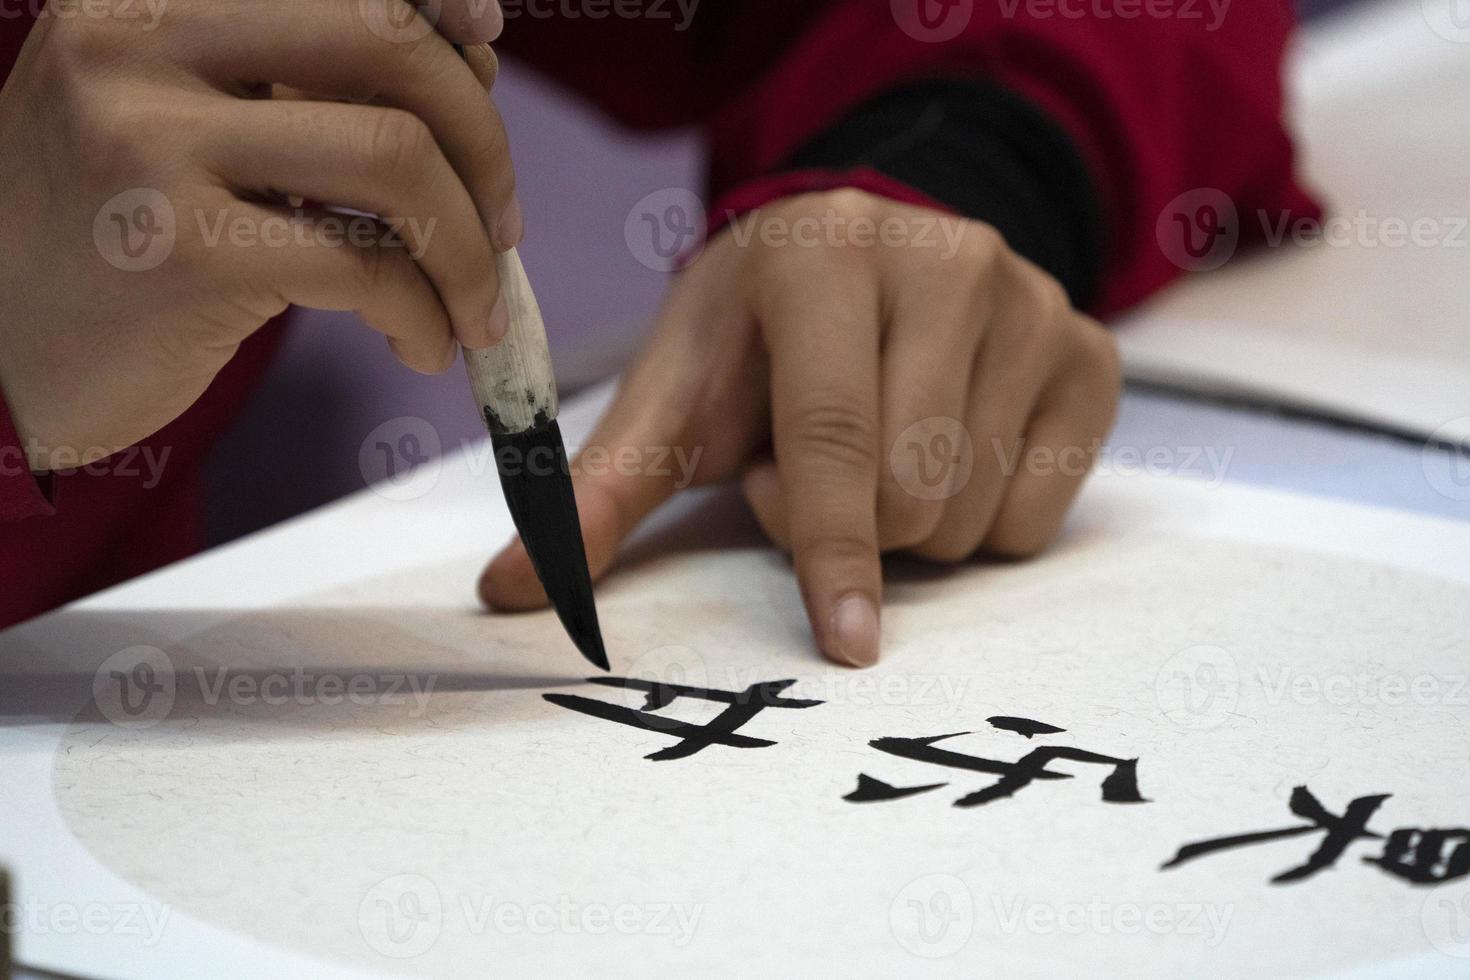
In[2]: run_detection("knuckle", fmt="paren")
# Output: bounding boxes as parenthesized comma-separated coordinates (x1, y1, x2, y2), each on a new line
(1054, 317, 1123, 420)
(362, 108, 435, 181)
(40, 13, 120, 74)
(797, 528, 878, 569)
(959, 220, 1005, 270)
(475, 116, 515, 202)
(1081, 320, 1124, 391)
(789, 400, 878, 473)
(76, 104, 151, 190)
(1027, 270, 1071, 326)
(349, 232, 392, 293)
(911, 535, 977, 564)
(878, 489, 942, 551)
(815, 187, 877, 222)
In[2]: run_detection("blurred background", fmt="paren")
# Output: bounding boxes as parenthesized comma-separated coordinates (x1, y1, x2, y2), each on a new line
(203, 0, 1455, 546)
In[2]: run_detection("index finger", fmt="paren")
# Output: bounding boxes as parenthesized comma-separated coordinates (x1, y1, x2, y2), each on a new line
(761, 260, 884, 668)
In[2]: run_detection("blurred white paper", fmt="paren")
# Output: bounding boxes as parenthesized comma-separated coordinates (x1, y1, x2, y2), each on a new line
(7, 489, 1469, 977)
(1115, 0, 1470, 448)
(3, 380, 1470, 978)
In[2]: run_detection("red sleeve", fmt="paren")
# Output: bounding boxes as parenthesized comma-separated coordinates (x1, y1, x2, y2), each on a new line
(701, 1, 1319, 317)
(501, 0, 1320, 318)
(0, 390, 54, 522)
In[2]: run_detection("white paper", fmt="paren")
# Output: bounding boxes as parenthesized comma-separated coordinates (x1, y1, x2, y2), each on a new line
(2, 384, 1469, 978)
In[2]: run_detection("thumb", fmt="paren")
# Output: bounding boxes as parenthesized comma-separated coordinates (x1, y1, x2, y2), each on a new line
(478, 386, 689, 612)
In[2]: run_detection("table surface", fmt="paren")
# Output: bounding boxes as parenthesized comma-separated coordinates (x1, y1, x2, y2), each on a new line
(1110, 386, 1470, 523)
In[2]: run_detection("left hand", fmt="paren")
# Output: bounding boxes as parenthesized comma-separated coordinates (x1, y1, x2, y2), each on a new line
(478, 190, 1122, 667)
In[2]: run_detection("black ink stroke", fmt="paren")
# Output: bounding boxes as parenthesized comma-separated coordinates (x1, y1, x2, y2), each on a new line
(987, 716, 1065, 739)
(843, 773, 949, 803)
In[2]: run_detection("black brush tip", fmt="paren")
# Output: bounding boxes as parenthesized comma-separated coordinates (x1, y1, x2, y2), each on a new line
(492, 420, 610, 671)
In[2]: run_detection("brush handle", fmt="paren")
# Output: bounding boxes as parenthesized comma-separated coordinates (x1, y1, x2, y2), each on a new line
(464, 247, 559, 435)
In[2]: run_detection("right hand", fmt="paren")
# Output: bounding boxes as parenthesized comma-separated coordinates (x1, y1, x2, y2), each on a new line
(0, 0, 516, 471)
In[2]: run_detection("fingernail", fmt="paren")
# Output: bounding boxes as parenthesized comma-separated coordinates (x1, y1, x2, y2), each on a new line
(495, 194, 524, 251)
(830, 594, 879, 668)
(484, 1, 504, 42)
(456, 0, 503, 44)
(487, 293, 509, 344)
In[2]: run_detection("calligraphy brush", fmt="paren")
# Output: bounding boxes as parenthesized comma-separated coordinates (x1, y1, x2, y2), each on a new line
(451, 46, 608, 671)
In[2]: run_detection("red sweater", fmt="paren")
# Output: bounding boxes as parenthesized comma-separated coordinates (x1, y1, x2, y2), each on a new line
(0, 1, 1318, 626)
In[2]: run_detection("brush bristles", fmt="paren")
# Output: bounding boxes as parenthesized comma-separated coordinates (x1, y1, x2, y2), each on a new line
(492, 420, 609, 670)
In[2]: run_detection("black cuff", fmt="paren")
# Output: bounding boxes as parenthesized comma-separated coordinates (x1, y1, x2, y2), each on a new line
(780, 79, 1104, 311)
